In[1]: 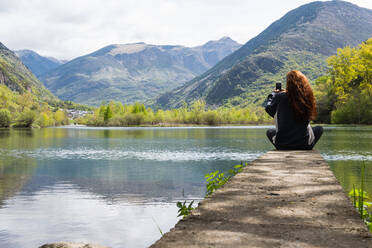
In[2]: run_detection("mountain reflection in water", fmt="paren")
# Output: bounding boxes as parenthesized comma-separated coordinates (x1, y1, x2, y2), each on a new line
(0, 126, 371, 248)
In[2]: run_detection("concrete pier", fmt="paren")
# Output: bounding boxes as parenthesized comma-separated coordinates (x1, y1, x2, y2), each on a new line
(150, 150, 371, 248)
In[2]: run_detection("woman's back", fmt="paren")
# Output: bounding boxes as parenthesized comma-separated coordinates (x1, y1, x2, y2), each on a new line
(265, 70, 323, 150)
(266, 92, 309, 149)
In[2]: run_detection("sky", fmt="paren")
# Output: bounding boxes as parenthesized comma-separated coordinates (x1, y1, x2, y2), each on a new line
(1, 0, 371, 60)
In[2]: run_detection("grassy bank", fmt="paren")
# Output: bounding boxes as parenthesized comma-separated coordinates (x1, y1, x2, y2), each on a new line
(75, 100, 272, 127)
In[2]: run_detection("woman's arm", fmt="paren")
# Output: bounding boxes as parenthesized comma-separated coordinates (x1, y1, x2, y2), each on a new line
(265, 92, 279, 118)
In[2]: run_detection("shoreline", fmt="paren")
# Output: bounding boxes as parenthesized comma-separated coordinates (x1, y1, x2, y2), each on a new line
(2, 123, 372, 130)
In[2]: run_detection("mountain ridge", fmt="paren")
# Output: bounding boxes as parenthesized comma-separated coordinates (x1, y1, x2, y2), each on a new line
(40, 37, 241, 106)
(156, 0, 372, 108)
(15, 49, 64, 78)
(0, 43, 55, 100)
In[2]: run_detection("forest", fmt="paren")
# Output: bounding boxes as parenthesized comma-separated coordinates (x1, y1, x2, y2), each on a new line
(0, 85, 90, 128)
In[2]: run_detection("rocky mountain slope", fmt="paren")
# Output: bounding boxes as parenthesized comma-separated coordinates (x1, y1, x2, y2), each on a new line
(15, 49, 65, 78)
(0, 42, 55, 100)
(156, 1, 372, 108)
(40, 37, 241, 106)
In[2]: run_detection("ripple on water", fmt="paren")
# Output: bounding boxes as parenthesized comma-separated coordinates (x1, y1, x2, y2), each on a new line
(322, 153, 372, 161)
(0, 148, 263, 162)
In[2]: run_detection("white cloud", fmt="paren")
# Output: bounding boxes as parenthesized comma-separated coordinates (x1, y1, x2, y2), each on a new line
(0, 0, 371, 60)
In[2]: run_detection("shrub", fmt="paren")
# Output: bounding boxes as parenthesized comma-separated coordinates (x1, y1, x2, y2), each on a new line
(124, 113, 144, 125)
(14, 110, 36, 127)
(108, 116, 126, 126)
(331, 94, 372, 124)
(202, 111, 220, 125)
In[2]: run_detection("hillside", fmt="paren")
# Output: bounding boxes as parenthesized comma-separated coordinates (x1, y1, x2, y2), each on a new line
(156, 1, 372, 108)
(40, 37, 241, 106)
(15, 49, 64, 78)
(0, 43, 55, 100)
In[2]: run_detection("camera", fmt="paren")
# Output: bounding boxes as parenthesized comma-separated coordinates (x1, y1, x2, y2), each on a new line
(275, 83, 282, 91)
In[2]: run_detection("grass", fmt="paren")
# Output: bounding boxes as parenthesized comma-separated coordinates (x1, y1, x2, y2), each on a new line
(349, 162, 372, 232)
(151, 216, 164, 236)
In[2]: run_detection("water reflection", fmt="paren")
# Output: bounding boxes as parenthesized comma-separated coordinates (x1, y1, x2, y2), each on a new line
(316, 126, 372, 194)
(0, 126, 371, 248)
(0, 127, 268, 248)
(22, 159, 211, 202)
(0, 156, 37, 207)
(328, 160, 372, 194)
(0, 183, 179, 248)
(0, 129, 10, 138)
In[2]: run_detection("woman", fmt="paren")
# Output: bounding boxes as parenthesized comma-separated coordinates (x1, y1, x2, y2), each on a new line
(265, 70, 323, 150)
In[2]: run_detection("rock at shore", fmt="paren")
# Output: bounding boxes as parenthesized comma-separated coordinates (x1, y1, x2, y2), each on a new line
(39, 242, 109, 248)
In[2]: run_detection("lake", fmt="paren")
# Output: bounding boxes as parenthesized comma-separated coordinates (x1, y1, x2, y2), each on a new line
(0, 126, 371, 248)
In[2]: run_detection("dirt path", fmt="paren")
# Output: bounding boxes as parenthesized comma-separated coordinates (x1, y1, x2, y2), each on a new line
(150, 150, 371, 248)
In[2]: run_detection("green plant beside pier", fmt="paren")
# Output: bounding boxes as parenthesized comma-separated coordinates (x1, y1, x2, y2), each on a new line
(176, 162, 248, 217)
(348, 162, 372, 231)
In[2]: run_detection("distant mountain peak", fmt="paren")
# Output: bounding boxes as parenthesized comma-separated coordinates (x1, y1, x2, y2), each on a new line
(15, 49, 32, 53)
(219, 36, 233, 41)
(109, 43, 149, 55)
(15, 49, 64, 78)
(202, 36, 239, 46)
(198, 37, 241, 56)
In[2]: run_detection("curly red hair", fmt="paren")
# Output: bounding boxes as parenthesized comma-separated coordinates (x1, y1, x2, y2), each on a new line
(286, 70, 317, 121)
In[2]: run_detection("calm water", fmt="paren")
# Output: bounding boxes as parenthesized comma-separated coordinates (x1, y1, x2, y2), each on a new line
(0, 126, 371, 248)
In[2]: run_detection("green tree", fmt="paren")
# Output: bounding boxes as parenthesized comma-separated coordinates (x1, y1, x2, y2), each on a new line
(104, 105, 113, 122)
(98, 105, 106, 118)
(190, 100, 206, 124)
(314, 76, 338, 123)
(37, 112, 53, 127)
(315, 38, 372, 124)
(55, 110, 67, 125)
(17, 92, 34, 111)
(0, 109, 11, 127)
(0, 91, 8, 108)
(132, 102, 146, 114)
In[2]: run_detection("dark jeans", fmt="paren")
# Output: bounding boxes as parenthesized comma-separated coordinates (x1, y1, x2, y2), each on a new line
(266, 126, 323, 150)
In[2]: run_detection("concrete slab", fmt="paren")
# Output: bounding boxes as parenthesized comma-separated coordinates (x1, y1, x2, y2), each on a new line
(150, 150, 372, 248)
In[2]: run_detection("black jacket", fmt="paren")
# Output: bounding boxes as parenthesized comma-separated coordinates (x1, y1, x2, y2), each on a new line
(265, 92, 310, 149)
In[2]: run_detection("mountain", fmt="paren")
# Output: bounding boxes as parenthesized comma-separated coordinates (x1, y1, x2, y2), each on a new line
(40, 37, 241, 106)
(0, 43, 55, 100)
(156, 0, 372, 109)
(15, 49, 65, 78)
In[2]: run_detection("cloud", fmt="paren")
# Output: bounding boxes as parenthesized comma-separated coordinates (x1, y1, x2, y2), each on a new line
(0, 0, 371, 60)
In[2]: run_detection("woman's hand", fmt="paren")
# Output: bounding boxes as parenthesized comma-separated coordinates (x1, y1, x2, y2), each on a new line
(273, 89, 286, 93)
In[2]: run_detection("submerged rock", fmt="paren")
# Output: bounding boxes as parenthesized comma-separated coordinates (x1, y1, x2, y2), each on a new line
(39, 242, 109, 248)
